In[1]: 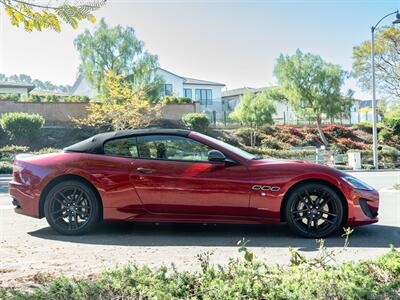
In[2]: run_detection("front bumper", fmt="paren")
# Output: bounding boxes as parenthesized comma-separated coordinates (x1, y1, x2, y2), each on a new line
(9, 180, 40, 218)
(346, 188, 379, 226)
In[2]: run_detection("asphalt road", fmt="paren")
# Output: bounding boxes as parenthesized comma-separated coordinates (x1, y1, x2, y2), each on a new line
(0, 171, 399, 287)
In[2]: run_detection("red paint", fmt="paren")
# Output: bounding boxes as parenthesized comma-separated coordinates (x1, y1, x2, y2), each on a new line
(9, 131, 379, 227)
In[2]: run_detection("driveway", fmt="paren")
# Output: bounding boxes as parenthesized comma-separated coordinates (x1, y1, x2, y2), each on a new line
(0, 171, 399, 288)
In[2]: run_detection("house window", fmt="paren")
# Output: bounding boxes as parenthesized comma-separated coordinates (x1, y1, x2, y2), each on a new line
(195, 89, 213, 105)
(164, 84, 173, 96)
(184, 88, 192, 99)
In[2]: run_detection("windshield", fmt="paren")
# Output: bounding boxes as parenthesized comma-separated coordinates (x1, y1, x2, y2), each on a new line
(194, 133, 256, 160)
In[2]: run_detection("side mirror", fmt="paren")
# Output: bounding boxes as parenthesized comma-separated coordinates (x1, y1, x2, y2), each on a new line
(208, 150, 226, 163)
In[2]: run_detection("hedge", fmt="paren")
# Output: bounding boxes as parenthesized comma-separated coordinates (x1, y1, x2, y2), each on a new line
(0, 112, 45, 145)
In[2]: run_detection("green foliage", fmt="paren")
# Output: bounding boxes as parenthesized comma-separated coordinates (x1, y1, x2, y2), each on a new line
(383, 104, 400, 135)
(0, 161, 12, 174)
(353, 26, 400, 99)
(379, 128, 394, 142)
(260, 135, 283, 149)
(24, 95, 91, 103)
(0, 93, 20, 101)
(160, 96, 192, 104)
(394, 184, 400, 190)
(74, 19, 162, 101)
(2, 0, 105, 32)
(0, 73, 71, 93)
(2, 244, 398, 299)
(354, 121, 383, 134)
(182, 113, 210, 133)
(274, 49, 351, 145)
(0, 112, 45, 145)
(230, 89, 276, 128)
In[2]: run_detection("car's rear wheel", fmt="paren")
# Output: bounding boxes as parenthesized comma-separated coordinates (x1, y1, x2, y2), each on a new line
(44, 180, 100, 235)
(285, 183, 344, 238)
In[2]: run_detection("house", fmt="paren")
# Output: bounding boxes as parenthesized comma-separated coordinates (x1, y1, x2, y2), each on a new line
(221, 87, 297, 124)
(0, 81, 35, 95)
(70, 68, 226, 113)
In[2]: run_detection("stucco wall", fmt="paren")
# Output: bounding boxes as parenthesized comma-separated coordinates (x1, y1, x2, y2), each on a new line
(0, 101, 198, 124)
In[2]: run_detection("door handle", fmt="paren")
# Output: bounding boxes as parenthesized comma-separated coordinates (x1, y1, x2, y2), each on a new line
(137, 167, 155, 174)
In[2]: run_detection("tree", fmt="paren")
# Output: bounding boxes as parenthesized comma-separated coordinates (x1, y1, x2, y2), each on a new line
(0, 73, 71, 93)
(73, 71, 162, 131)
(74, 19, 162, 100)
(1, 0, 105, 32)
(274, 49, 350, 145)
(230, 89, 276, 146)
(353, 27, 400, 99)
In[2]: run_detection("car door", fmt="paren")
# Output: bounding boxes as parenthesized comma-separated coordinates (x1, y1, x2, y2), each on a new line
(130, 134, 252, 216)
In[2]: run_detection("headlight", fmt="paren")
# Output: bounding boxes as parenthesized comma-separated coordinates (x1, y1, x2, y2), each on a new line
(342, 176, 374, 191)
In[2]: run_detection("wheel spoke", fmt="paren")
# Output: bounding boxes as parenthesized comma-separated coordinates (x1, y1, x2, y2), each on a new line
(292, 208, 309, 214)
(320, 216, 334, 224)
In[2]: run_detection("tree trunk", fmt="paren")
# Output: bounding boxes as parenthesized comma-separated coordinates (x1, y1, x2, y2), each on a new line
(316, 117, 329, 146)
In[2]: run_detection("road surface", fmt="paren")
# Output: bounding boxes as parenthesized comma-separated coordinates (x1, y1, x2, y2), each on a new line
(0, 171, 399, 288)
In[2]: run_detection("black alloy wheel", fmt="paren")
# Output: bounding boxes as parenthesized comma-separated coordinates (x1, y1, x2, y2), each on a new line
(44, 180, 100, 235)
(285, 183, 344, 238)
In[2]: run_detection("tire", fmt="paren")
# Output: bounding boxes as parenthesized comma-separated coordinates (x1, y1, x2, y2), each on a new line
(285, 183, 344, 238)
(44, 180, 100, 235)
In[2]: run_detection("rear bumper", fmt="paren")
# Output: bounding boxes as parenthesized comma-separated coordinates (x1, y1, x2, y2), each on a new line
(9, 180, 40, 218)
(346, 188, 379, 226)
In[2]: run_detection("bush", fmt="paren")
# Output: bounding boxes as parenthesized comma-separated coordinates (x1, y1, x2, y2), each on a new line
(383, 107, 400, 135)
(379, 128, 394, 142)
(26, 94, 42, 102)
(323, 124, 353, 139)
(0, 94, 20, 101)
(0, 112, 45, 145)
(0, 145, 30, 160)
(300, 133, 323, 147)
(260, 135, 283, 149)
(3, 241, 398, 299)
(160, 96, 192, 105)
(182, 113, 209, 133)
(147, 118, 186, 129)
(354, 121, 383, 133)
(0, 161, 12, 174)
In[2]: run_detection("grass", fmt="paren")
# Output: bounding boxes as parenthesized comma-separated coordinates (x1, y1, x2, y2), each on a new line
(1, 245, 399, 300)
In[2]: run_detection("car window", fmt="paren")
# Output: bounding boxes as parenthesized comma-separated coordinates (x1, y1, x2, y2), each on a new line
(103, 137, 138, 158)
(137, 135, 212, 162)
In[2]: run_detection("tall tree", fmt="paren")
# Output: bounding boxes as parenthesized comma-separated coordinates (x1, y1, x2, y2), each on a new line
(74, 19, 162, 101)
(1, 0, 105, 32)
(0, 73, 71, 93)
(353, 26, 400, 100)
(230, 89, 276, 146)
(274, 49, 350, 145)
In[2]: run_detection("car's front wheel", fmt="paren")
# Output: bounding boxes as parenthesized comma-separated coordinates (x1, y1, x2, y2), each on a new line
(44, 180, 100, 235)
(285, 183, 344, 238)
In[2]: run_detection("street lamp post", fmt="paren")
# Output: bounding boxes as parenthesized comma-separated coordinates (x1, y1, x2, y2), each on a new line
(370, 10, 400, 169)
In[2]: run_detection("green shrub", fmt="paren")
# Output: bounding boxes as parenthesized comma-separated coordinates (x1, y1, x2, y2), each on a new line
(2, 243, 398, 299)
(43, 95, 59, 102)
(0, 161, 12, 174)
(182, 113, 209, 133)
(0, 145, 30, 162)
(354, 121, 383, 133)
(161, 96, 192, 104)
(147, 118, 186, 129)
(0, 94, 20, 101)
(260, 135, 283, 149)
(26, 94, 42, 102)
(379, 128, 394, 142)
(383, 106, 400, 135)
(0, 112, 45, 145)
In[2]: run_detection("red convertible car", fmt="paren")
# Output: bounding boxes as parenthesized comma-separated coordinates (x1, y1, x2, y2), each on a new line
(9, 129, 379, 238)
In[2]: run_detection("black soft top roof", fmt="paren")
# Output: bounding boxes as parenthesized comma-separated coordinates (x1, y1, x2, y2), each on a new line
(64, 128, 191, 154)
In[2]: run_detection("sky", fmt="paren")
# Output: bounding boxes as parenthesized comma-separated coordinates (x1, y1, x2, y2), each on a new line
(1, 0, 400, 99)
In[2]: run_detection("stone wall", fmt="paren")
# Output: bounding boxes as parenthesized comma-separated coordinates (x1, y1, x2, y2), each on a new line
(0, 101, 200, 124)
